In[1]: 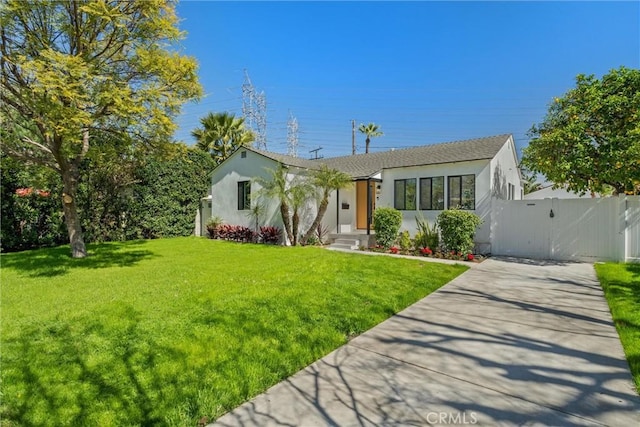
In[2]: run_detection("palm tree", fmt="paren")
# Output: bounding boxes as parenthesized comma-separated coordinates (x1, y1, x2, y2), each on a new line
(358, 123, 383, 154)
(289, 178, 314, 246)
(301, 165, 352, 245)
(254, 165, 293, 244)
(255, 165, 314, 246)
(192, 112, 255, 164)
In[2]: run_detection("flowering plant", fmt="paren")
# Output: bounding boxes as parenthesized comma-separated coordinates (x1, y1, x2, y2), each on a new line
(389, 246, 399, 254)
(466, 253, 475, 261)
(420, 247, 433, 256)
(15, 187, 33, 197)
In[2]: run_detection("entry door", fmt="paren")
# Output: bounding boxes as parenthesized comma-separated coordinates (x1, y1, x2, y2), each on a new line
(356, 181, 375, 229)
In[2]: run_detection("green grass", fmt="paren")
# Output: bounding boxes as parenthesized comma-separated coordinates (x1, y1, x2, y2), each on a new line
(595, 262, 640, 393)
(1, 237, 467, 426)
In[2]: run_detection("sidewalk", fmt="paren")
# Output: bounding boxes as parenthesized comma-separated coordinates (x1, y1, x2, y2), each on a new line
(213, 258, 640, 426)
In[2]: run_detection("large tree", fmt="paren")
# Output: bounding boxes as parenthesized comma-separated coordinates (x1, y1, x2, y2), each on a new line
(0, 0, 201, 257)
(522, 66, 640, 195)
(192, 112, 254, 164)
(358, 123, 383, 154)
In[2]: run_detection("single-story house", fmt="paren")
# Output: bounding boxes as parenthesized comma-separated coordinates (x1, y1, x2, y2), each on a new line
(199, 133, 522, 253)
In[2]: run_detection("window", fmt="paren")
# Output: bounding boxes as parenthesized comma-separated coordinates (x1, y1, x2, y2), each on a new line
(508, 183, 515, 200)
(240, 151, 247, 158)
(419, 177, 444, 210)
(394, 178, 416, 210)
(448, 175, 475, 210)
(237, 181, 251, 210)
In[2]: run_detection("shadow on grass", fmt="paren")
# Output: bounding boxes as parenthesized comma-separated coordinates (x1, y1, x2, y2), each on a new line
(1, 304, 200, 426)
(626, 263, 640, 280)
(0, 240, 156, 278)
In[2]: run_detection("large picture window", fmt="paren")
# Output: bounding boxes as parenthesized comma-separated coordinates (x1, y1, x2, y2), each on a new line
(448, 175, 475, 210)
(419, 176, 444, 210)
(237, 181, 251, 210)
(394, 178, 416, 210)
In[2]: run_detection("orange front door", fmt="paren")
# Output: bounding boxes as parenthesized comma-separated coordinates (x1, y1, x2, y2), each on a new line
(356, 181, 375, 229)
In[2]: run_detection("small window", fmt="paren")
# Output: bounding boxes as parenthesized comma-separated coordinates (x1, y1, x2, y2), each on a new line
(448, 174, 475, 210)
(240, 151, 247, 158)
(394, 178, 416, 210)
(508, 183, 515, 200)
(237, 181, 251, 210)
(419, 176, 444, 210)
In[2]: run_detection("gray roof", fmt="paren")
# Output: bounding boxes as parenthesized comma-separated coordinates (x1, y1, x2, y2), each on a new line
(248, 134, 511, 179)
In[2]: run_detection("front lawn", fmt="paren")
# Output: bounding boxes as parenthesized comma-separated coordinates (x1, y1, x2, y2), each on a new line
(1, 237, 467, 426)
(595, 262, 640, 393)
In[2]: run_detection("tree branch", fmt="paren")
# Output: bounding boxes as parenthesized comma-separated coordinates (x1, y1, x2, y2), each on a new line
(22, 135, 53, 155)
(2, 146, 60, 173)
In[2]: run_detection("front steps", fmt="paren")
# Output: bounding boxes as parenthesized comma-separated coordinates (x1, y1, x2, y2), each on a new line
(326, 233, 376, 250)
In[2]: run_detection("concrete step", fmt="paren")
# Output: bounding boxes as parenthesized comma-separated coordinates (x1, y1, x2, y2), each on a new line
(328, 243, 358, 251)
(334, 238, 360, 247)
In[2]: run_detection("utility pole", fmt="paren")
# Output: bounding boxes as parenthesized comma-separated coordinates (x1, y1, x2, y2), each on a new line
(309, 147, 323, 160)
(352, 119, 356, 155)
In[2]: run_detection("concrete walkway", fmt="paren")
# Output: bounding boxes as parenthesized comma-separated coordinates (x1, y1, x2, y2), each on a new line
(213, 258, 640, 426)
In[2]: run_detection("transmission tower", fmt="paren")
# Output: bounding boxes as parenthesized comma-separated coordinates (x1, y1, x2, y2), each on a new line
(287, 111, 299, 157)
(241, 70, 267, 150)
(255, 91, 267, 149)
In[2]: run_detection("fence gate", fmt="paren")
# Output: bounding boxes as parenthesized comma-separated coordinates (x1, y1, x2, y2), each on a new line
(491, 196, 638, 262)
(491, 198, 552, 259)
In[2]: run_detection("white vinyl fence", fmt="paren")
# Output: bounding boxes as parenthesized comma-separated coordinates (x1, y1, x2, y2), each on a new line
(491, 195, 640, 262)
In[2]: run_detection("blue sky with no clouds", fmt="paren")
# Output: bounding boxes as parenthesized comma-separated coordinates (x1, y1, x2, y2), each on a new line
(173, 1, 639, 159)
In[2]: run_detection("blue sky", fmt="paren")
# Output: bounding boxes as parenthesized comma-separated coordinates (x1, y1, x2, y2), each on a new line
(173, 1, 639, 159)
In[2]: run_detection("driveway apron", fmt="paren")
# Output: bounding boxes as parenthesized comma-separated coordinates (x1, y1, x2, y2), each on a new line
(213, 258, 640, 426)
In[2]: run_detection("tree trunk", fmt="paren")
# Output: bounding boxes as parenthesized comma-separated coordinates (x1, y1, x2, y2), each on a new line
(61, 164, 87, 258)
(365, 137, 370, 154)
(301, 197, 329, 245)
(280, 202, 294, 245)
(292, 209, 299, 246)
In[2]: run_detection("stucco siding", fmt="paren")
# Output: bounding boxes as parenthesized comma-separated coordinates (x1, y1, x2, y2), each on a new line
(378, 159, 492, 231)
(210, 150, 283, 230)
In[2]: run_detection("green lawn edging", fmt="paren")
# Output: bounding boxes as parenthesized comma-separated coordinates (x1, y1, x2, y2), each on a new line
(595, 262, 640, 394)
(1, 237, 467, 425)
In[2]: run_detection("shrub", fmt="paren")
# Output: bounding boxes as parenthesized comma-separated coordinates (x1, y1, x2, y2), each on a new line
(259, 226, 282, 245)
(235, 226, 255, 243)
(205, 216, 223, 239)
(398, 230, 412, 252)
(436, 209, 482, 254)
(415, 215, 439, 250)
(373, 207, 402, 249)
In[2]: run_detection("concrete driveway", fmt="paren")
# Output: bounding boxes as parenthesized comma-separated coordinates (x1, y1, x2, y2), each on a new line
(213, 258, 640, 426)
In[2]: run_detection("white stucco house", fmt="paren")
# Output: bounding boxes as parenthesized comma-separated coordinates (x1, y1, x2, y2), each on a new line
(198, 134, 522, 253)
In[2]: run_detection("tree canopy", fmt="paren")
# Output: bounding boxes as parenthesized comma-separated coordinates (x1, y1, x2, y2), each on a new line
(192, 112, 254, 164)
(0, 0, 201, 257)
(521, 66, 640, 195)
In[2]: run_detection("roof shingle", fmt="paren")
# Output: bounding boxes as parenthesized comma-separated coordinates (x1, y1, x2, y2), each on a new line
(248, 134, 511, 179)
